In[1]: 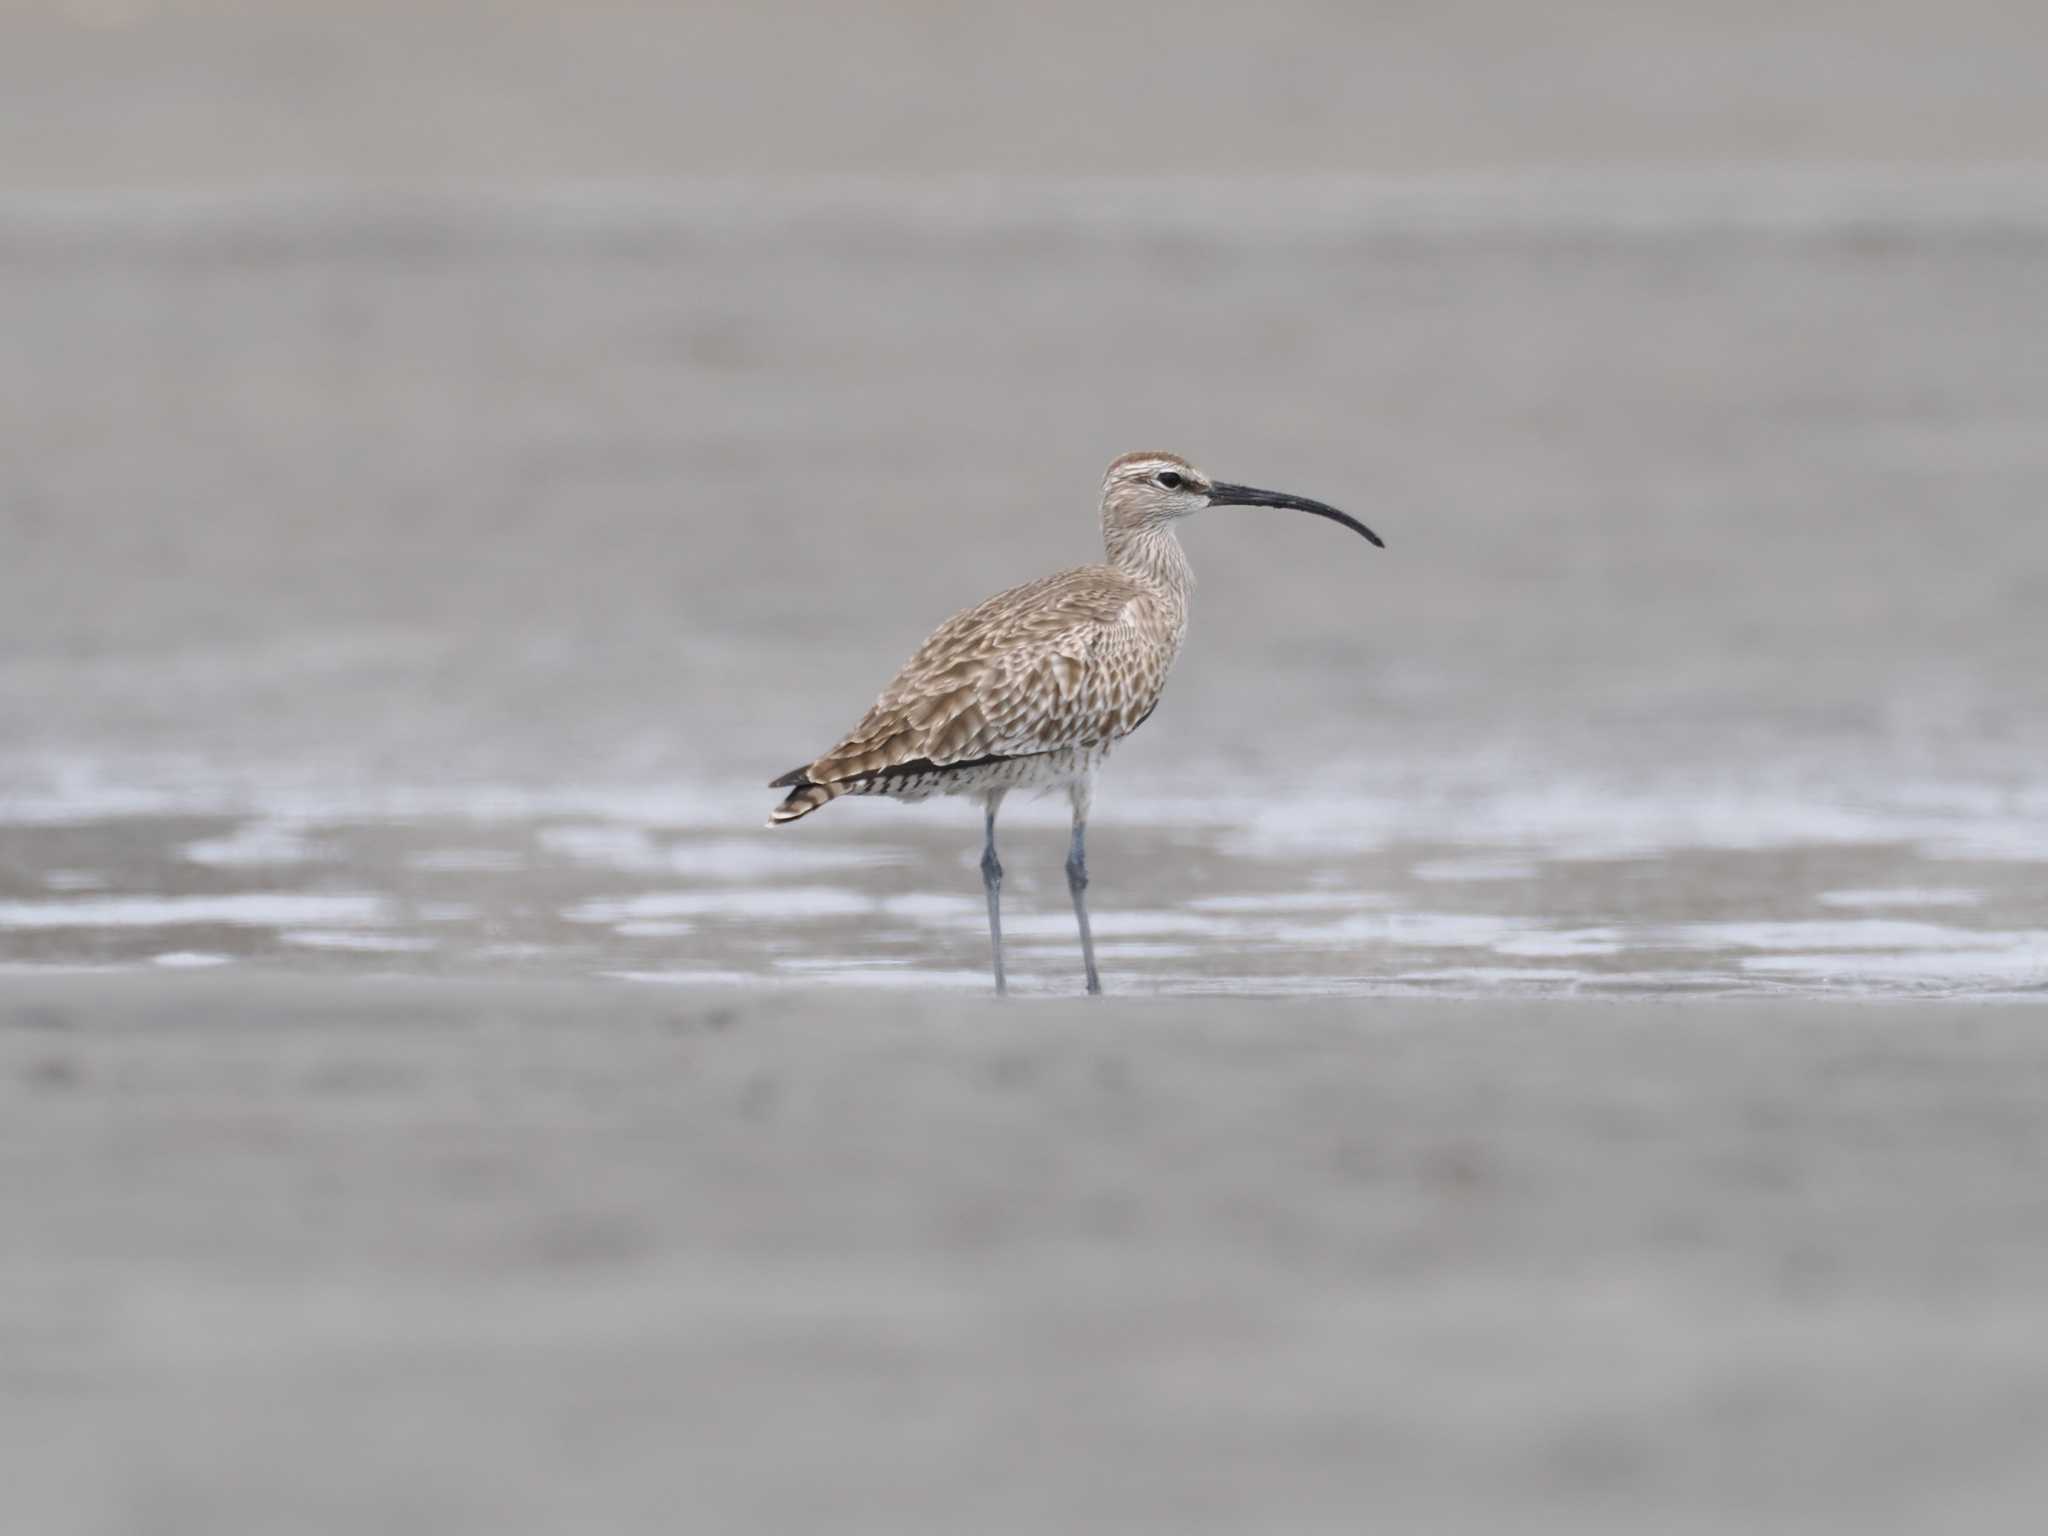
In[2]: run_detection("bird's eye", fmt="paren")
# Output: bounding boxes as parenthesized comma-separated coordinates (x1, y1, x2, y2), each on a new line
(1156, 472, 1185, 489)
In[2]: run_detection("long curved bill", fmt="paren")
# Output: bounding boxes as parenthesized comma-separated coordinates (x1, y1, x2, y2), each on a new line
(1205, 482, 1384, 549)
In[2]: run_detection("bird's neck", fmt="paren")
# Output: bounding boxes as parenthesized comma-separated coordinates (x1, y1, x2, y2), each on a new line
(1105, 520, 1194, 606)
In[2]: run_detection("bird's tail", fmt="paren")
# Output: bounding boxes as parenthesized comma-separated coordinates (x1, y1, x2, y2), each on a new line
(768, 767, 841, 826)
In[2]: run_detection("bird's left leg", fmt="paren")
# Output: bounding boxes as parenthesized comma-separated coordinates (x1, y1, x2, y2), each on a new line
(1066, 777, 1102, 996)
(980, 789, 1008, 997)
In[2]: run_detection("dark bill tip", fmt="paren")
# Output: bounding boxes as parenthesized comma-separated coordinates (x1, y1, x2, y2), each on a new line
(1204, 481, 1385, 549)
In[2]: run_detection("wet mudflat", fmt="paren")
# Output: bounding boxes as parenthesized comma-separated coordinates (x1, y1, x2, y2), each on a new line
(6, 973, 2048, 1533)
(2, 797, 2046, 998)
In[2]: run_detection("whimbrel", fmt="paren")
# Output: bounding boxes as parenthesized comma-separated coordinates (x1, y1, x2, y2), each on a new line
(769, 451, 1382, 995)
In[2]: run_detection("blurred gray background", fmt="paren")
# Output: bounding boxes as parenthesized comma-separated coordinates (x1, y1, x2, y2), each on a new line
(6, 1, 2046, 181)
(8, 8, 2048, 1536)
(4, 0, 2046, 810)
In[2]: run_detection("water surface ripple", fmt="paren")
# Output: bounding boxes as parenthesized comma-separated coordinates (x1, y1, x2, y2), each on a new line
(3, 790, 2042, 999)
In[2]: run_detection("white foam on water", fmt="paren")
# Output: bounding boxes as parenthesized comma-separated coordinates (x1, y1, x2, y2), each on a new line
(0, 894, 390, 930)
(1213, 783, 2048, 864)
(1570, 970, 1787, 993)
(563, 888, 869, 924)
(0, 783, 236, 826)
(182, 821, 327, 868)
(1743, 949, 2048, 986)
(1915, 828, 2048, 863)
(1493, 928, 1628, 958)
(1412, 858, 1540, 883)
(677, 838, 901, 878)
(878, 893, 986, 923)
(254, 782, 739, 828)
(998, 909, 1256, 942)
(1392, 966, 1596, 985)
(1817, 888, 1984, 909)
(1268, 912, 1541, 949)
(407, 849, 526, 873)
(281, 930, 438, 954)
(539, 824, 896, 878)
(8, 754, 2047, 863)
(6, 755, 2047, 999)
(1660, 920, 2046, 952)
(535, 824, 659, 869)
(1212, 797, 1406, 856)
(1186, 892, 1394, 913)
(1011, 940, 1200, 960)
(152, 952, 234, 969)
(774, 956, 918, 972)
(604, 968, 758, 988)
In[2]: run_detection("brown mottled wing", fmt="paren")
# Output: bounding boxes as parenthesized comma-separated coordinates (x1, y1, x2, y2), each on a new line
(793, 566, 1171, 788)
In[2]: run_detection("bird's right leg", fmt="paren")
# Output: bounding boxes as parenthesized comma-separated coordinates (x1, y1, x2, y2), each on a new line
(1066, 777, 1102, 996)
(980, 790, 1008, 996)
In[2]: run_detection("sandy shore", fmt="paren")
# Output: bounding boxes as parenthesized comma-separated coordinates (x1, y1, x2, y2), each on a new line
(5, 973, 2047, 1532)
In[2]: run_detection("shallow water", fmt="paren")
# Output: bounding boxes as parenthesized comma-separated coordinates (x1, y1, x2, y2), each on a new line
(3, 176, 2046, 998)
(3, 784, 2044, 999)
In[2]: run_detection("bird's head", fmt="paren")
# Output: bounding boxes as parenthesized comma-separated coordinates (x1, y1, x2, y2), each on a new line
(1099, 451, 1383, 548)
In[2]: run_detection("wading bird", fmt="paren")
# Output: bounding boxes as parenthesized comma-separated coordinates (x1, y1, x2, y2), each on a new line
(769, 451, 1382, 995)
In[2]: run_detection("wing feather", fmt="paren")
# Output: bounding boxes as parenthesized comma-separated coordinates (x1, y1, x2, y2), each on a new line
(796, 566, 1170, 786)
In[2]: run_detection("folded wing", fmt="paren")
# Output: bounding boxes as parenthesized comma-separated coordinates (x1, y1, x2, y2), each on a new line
(787, 566, 1169, 791)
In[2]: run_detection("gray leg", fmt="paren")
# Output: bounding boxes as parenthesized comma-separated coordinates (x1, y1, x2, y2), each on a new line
(1067, 780, 1102, 996)
(980, 790, 1007, 997)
